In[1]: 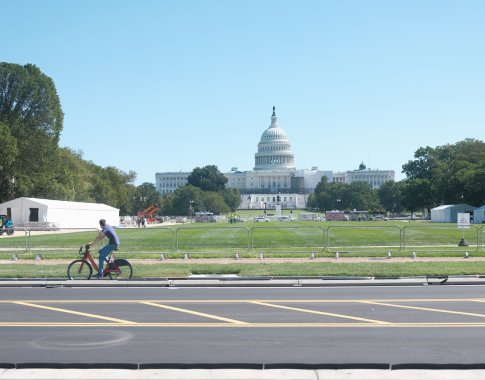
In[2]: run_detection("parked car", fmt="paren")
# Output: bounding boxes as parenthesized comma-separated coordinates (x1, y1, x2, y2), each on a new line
(277, 216, 295, 222)
(371, 215, 388, 221)
(254, 216, 270, 222)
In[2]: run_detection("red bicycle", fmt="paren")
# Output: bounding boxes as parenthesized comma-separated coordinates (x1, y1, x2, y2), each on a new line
(67, 244, 132, 280)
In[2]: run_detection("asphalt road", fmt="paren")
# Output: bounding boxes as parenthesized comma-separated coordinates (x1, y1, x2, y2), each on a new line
(1, 285, 485, 365)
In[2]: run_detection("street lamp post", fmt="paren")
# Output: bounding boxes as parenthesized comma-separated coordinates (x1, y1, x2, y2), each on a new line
(133, 196, 146, 225)
(9, 177, 16, 200)
(189, 200, 194, 220)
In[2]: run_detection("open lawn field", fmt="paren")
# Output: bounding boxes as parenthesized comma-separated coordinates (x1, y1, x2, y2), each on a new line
(0, 220, 483, 256)
(0, 220, 484, 278)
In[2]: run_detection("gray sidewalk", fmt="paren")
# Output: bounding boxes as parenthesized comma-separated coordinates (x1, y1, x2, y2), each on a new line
(2, 368, 485, 380)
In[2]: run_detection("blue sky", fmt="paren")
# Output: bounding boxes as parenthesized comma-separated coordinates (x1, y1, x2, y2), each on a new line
(3, 0, 484, 185)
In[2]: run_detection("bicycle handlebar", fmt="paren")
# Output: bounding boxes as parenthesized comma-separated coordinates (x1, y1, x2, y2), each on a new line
(79, 244, 91, 255)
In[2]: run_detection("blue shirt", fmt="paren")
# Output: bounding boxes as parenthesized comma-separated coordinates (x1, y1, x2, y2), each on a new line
(102, 225, 120, 246)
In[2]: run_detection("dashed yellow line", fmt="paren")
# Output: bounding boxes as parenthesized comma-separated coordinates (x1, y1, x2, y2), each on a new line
(4, 298, 485, 328)
(250, 301, 391, 324)
(1, 322, 485, 328)
(2, 298, 485, 304)
(361, 301, 485, 319)
(140, 301, 249, 325)
(13, 301, 136, 324)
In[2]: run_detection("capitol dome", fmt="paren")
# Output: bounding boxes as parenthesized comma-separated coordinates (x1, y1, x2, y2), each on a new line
(254, 107, 295, 171)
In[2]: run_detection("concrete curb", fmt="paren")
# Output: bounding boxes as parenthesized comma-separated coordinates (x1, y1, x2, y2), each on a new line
(1, 275, 485, 287)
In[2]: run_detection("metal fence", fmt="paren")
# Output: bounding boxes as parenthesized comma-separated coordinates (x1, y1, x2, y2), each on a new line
(175, 226, 250, 253)
(326, 225, 402, 254)
(0, 224, 484, 257)
(402, 225, 482, 252)
(251, 226, 325, 254)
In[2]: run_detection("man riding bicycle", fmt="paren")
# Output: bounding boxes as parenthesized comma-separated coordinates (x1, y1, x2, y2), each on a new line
(89, 219, 120, 279)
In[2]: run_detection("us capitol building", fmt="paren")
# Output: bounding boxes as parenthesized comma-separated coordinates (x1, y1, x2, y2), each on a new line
(156, 107, 394, 210)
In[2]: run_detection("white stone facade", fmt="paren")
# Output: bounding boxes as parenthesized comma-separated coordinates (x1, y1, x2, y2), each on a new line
(155, 172, 188, 195)
(333, 162, 395, 189)
(155, 107, 395, 207)
(239, 193, 307, 210)
(344, 168, 395, 189)
(226, 170, 292, 194)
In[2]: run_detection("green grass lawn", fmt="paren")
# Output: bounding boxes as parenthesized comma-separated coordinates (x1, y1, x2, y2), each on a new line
(0, 220, 482, 255)
(0, 220, 484, 278)
(1, 260, 485, 279)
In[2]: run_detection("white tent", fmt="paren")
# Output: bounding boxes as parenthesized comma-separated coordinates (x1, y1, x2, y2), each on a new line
(430, 204, 475, 223)
(473, 205, 485, 224)
(0, 197, 119, 229)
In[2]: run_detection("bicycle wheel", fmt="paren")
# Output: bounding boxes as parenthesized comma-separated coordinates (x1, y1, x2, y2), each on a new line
(108, 259, 132, 280)
(67, 260, 92, 280)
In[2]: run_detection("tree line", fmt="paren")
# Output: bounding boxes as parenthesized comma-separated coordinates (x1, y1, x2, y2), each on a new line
(2, 62, 484, 217)
(308, 138, 485, 215)
(0, 62, 239, 216)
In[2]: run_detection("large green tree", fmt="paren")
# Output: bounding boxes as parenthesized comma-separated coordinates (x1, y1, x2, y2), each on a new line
(202, 192, 230, 214)
(347, 181, 380, 211)
(219, 187, 241, 212)
(377, 180, 403, 215)
(54, 148, 95, 202)
(188, 165, 227, 192)
(0, 63, 63, 138)
(90, 166, 136, 214)
(0, 62, 64, 200)
(0, 122, 18, 200)
(308, 177, 379, 212)
(168, 185, 203, 216)
(0, 62, 141, 211)
(133, 182, 161, 216)
(400, 178, 434, 215)
(307, 176, 332, 211)
(402, 139, 485, 209)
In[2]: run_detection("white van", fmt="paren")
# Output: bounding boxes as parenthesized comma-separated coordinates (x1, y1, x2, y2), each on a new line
(277, 216, 295, 222)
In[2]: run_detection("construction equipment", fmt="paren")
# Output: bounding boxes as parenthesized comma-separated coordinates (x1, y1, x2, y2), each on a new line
(137, 204, 160, 224)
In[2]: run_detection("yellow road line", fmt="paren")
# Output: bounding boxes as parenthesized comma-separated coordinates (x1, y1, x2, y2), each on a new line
(361, 301, 485, 319)
(250, 301, 391, 324)
(471, 299, 485, 304)
(1, 322, 485, 328)
(140, 301, 249, 325)
(13, 301, 135, 324)
(3, 298, 485, 304)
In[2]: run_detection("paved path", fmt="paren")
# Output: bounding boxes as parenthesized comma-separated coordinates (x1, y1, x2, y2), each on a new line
(2, 367, 485, 379)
